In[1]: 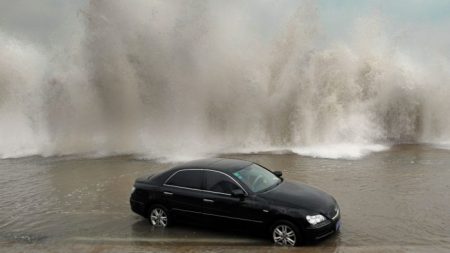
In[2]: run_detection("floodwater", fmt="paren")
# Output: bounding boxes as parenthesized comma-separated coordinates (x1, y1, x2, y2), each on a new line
(1, 145, 450, 252)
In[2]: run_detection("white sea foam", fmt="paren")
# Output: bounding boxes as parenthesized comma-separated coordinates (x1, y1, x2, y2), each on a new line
(430, 142, 450, 151)
(292, 144, 389, 160)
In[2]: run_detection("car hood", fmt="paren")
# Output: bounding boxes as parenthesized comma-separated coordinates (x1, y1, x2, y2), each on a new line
(259, 180, 337, 218)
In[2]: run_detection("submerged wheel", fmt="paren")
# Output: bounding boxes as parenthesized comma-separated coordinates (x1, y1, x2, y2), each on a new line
(271, 220, 300, 246)
(149, 205, 169, 227)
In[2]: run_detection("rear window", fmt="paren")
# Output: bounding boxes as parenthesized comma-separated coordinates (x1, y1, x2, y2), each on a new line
(166, 170, 204, 189)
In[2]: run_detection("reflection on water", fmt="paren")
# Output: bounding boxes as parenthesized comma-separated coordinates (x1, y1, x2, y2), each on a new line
(1, 145, 450, 251)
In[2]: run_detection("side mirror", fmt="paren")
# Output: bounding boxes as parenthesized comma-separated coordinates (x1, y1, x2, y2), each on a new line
(273, 171, 283, 177)
(231, 188, 245, 199)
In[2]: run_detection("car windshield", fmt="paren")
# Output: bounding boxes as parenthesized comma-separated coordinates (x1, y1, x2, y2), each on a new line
(233, 164, 281, 193)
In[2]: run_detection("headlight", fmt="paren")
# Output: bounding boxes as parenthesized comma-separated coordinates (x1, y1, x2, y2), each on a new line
(306, 214, 326, 225)
(131, 186, 136, 193)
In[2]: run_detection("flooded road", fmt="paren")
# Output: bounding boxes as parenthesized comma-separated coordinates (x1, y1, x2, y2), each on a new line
(1, 145, 450, 252)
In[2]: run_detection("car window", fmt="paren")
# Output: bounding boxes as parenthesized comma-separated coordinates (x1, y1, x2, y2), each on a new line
(166, 170, 204, 189)
(205, 171, 240, 194)
(234, 164, 281, 193)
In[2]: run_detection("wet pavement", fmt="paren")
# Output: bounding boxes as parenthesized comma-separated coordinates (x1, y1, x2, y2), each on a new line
(1, 145, 450, 252)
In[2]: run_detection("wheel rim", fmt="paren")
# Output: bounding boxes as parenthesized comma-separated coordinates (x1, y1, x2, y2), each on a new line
(273, 224, 296, 246)
(150, 208, 168, 227)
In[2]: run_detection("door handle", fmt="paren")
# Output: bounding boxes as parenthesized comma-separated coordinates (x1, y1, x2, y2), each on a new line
(163, 191, 174, 196)
(203, 198, 214, 203)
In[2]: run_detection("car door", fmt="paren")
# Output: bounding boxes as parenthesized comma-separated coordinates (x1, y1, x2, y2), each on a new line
(202, 170, 266, 226)
(161, 169, 205, 220)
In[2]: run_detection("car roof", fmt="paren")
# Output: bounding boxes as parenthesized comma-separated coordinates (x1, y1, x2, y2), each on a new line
(171, 158, 253, 173)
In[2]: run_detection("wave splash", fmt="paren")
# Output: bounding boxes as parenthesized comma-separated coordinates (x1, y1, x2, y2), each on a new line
(1, 1, 450, 161)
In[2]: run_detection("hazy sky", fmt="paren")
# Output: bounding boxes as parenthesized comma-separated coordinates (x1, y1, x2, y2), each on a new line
(0, 0, 449, 47)
(319, 0, 450, 38)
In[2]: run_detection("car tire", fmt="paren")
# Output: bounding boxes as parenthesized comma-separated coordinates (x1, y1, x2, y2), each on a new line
(271, 220, 301, 246)
(148, 204, 170, 227)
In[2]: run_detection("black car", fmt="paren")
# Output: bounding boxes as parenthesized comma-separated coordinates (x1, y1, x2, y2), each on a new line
(130, 158, 341, 246)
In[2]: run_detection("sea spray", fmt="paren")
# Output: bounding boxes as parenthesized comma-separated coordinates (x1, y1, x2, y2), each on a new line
(0, 32, 48, 157)
(0, 0, 449, 161)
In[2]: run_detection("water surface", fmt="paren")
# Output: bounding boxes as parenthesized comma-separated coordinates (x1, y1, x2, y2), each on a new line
(1, 145, 450, 252)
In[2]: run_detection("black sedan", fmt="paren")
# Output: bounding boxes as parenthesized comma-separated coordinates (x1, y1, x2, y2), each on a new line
(130, 158, 341, 246)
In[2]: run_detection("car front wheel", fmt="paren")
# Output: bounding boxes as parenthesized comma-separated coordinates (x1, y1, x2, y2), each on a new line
(271, 220, 300, 246)
(148, 205, 169, 227)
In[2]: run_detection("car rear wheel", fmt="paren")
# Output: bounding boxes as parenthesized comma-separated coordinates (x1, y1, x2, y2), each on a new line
(149, 205, 169, 227)
(271, 220, 300, 246)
